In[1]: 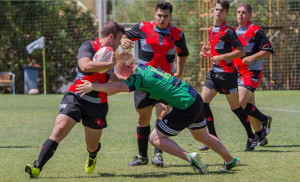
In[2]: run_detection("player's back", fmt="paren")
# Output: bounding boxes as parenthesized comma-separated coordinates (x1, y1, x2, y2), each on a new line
(136, 65, 198, 109)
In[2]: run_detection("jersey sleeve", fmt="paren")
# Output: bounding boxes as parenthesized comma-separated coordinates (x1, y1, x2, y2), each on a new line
(125, 23, 141, 41)
(122, 72, 142, 92)
(77, 41, 95, 61)
(255, 29, 274, 54)
(175, 32, 189, 57)
(226, 28, 243, 48)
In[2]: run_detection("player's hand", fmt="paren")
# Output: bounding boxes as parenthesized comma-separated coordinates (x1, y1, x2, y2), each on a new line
(173, 72, 182, 78)
(76, 80, 93, 97)
(242, 56, 254, 65)
(121, 38, 134, 49)
(211, 55, 223, 64)
(109, 51, 117, 65)
(200, 44, 211, 59)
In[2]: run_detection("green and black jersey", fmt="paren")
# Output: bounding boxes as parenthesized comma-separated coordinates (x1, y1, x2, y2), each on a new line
(123, 65, 198, 109)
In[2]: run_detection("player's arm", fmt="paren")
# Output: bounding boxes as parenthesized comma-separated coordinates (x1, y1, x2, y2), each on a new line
(242, 30, 274, 65)
(78, 46, 116, 73)
(173, 56, 186, 78)
(121, 34, 134, 49)
(121, 23, 141, 49)
(211, 29, 245, 63)
(109, 72, 127, 82)
(76, 80, 129, 96)
(174, 32, 189, 78)
(241, 50, 272, 65)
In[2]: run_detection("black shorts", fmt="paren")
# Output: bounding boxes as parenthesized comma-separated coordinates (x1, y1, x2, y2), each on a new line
(204, 69, 238, 95)
(156, 94, 207, 136)
(58, 92, 108, 129)
(134, 90, 169, 109)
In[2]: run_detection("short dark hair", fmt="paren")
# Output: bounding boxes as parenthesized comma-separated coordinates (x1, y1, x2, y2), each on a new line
(215, 0, 230, 12)
(100, 21, 125, 38)
(156, 1, 173, 14)
(238, 3, 252, 14)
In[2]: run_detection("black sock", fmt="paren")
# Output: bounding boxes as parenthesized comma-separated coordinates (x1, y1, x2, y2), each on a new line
(153, 120, 163, 155)
(244, 103, 268, 123)
(37, 139, 58, 171)
(232, 107, 255, 139)
(255, 130, 264, 139)
(88, 143, 101, 159)
(204, 103, 218, 138)
(137, 125, 150, 158)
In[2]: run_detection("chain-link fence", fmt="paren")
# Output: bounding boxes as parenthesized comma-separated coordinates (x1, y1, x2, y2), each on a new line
(0, 0, 299, 94)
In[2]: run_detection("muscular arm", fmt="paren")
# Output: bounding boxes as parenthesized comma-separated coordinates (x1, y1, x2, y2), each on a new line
(109, 72, 127, 82)
(77, 41, 116, 72)
(76, 80, 129, 96)
(78, 57, 116, 73)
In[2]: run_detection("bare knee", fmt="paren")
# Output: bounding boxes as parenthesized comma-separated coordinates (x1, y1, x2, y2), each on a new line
(149, 133, 158, 146)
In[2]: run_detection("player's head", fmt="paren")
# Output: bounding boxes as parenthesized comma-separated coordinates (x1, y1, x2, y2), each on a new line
(214, 0, 230, 22)
(237, 3, 252, 26)
(116, 52, 137, 78)
(154, 1, 173, 29)
(100, 21, 125, 50)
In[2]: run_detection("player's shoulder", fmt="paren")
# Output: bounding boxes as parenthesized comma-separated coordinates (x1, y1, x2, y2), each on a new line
(249, 24, 262, 33)
(170, 24, 183, 32)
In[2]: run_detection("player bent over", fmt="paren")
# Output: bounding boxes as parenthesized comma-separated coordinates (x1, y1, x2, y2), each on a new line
(24, 21, 125, 178)
(76, 52, 241, 173)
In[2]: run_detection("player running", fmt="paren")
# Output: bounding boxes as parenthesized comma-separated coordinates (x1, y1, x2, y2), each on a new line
(198, 0, 259, 152)
(234, 3, 274, 146)
(76, 52, 241, 174)
(25, 21, 125, 178)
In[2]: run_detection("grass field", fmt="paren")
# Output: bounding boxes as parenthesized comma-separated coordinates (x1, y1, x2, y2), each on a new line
(0, 91, 300, 181)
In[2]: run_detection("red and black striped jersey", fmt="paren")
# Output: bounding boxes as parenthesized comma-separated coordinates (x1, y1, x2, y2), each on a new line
(68, 39, 113, 103)
(233, 21, 274, 72)
(209, 21, 242, 73)
(125, 21, 189, 74)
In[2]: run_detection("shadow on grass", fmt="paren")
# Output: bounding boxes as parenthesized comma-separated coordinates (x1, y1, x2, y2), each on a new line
(264, 145, 300, 148)
(40, 168, 237, 179)
(248, 149, 295, 153)
(0, 145, 34, 149)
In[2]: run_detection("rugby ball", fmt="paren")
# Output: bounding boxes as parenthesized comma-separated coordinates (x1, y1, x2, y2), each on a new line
(92, 46, 114, 73)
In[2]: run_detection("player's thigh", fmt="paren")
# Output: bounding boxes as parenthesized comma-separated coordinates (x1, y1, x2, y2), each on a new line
(50, 114, 77, 143)
(189, 127, 210, 143)
(201, 86, 217, 103)
(155, 102, 171, 119)
(136, 106, 153, 126)
(149, 127, 169, 145)
(84, 126, 103, 151)
(238, 86, 254, 108)
(225, 92, 240, 110)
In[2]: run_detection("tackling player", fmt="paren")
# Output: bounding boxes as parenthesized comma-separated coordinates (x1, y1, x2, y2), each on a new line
(76, 52, 241, 174)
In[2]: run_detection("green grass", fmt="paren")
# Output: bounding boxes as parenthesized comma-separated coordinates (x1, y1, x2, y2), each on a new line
(0, 91, 300, 181)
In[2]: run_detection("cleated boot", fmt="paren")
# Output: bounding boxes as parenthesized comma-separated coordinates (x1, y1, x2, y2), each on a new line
(151, 153, 164, 167)
(188, 152, 208, 174)
(219, 157, 240, 171)
(25, 161, 40, 178)
(128, 155, 148, 166)
(85, 156, 97, 174)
